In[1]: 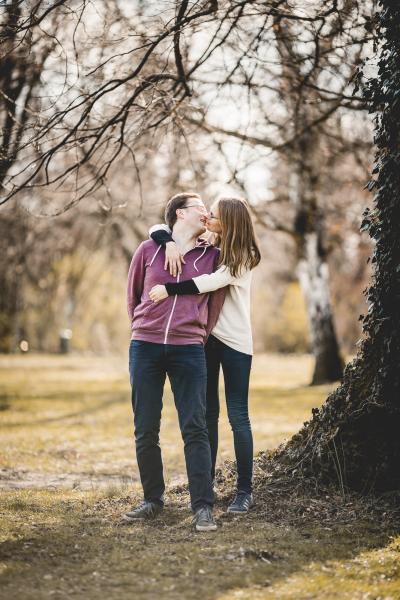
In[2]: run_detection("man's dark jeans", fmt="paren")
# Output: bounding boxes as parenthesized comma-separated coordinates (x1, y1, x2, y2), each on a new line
(129, 340, 214, 511)
(205, 335, 253, 494)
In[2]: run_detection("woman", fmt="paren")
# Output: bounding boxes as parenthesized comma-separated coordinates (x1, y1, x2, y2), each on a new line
(149, 196, 261, 514)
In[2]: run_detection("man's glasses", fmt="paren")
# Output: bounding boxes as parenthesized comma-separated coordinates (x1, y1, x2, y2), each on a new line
(180, 204, 219, 220)
(181, 204, 205, 209)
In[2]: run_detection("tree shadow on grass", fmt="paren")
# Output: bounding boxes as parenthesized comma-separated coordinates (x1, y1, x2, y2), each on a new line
(0, 392, 127, 428)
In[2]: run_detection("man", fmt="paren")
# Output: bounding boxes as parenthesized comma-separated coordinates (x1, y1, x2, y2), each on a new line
(124, 192, 225, 531)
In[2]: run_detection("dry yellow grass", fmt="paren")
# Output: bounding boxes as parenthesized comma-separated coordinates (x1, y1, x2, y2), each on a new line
(0, 353, 332, 488)
(0, 353, 399, 600)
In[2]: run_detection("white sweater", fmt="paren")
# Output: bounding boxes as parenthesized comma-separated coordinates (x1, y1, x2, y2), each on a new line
(149, 224, 254, 355)
(194, 266, 253, 355)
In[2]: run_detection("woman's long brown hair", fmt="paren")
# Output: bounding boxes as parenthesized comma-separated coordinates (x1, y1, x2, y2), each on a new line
(216, 197, 261, 277)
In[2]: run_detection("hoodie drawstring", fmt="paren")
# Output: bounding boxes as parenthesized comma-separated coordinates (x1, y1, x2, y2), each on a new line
(149, 245, 162, 266)
(193, 247, 207, 272)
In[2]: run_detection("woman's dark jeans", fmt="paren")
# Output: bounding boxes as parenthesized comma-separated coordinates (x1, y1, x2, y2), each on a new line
(205, 335, 253, 494)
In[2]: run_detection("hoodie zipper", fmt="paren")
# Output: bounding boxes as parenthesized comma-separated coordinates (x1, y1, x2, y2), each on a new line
(164, 272, 180, 344)
(161, 242, 208, 344)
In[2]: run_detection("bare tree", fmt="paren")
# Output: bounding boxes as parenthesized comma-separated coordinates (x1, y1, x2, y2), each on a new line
(179, 0, 374, 382)
(2, 1, 359, 210)
(0, 0, 64, 190)
(0, 0, 222, 208)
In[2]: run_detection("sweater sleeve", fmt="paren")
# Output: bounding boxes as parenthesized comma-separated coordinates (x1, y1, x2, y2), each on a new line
(126, 243, 146, 322)
(193, 265, 237, 293)
(149, 224, 173, 247)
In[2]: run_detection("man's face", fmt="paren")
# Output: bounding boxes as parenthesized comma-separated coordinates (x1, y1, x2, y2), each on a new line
(177, 198, 207, 236)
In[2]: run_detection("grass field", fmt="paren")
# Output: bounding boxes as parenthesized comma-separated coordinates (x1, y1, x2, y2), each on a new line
(0, 353, 399, 600)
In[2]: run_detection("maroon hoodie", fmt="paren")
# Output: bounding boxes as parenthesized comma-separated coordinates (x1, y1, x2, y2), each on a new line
(127, 239, 226, 345)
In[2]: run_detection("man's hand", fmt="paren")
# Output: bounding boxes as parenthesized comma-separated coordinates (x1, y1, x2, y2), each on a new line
(149, 284, 169, 303)
(165, 241, 185, 276)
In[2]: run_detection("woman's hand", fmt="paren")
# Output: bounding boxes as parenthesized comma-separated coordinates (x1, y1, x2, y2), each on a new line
(165, 241, 185, 276)
(149, 284, 168, 303)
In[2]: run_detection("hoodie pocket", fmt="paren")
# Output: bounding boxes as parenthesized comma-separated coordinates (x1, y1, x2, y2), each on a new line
(133, 299, 171, 331)
(169, 298, 205, 337)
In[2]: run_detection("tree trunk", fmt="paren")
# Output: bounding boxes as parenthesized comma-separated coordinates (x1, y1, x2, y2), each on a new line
(0, 278, 19, 353)
(272, 15, 345, 385)
(0, 209, 27, 353)
(270, 1, 400, 492)
(297, 231, 344, 384)
(289, 149, 344, 385)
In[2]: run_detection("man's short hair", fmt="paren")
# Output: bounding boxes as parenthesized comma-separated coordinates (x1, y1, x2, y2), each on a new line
(164, 192, 201, 229)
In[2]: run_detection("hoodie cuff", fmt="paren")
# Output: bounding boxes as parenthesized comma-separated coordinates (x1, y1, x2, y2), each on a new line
(150, 230, 174, 246)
